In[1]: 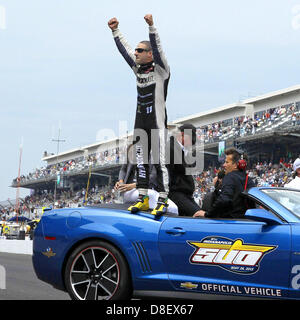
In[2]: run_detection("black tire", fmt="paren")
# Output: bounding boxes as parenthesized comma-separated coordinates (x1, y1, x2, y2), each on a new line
(64, 240, 133, 300)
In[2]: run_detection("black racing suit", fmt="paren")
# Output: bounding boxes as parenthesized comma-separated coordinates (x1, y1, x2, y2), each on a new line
(112, 25, 170, 197)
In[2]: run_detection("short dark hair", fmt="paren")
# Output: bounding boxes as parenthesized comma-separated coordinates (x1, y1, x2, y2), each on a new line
(225, 147, 248, 166)
(139, 40, 152, 51)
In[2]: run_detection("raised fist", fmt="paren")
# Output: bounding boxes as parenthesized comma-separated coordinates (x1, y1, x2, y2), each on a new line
(108, 17, 119, 30)
(144, 14, 153, 26)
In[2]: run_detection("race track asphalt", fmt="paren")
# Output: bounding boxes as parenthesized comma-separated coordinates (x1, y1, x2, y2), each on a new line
(0, 252, 69, 300)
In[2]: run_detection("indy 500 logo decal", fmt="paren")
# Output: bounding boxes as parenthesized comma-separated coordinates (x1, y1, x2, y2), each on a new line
(188, 237, 277, 274)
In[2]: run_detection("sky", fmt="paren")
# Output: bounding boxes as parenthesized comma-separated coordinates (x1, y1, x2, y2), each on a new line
(1, 0, 300, 201)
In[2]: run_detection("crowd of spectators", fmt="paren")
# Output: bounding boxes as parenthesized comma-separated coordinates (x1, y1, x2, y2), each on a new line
(13, 146, 127, 186)
(0, 185, 116, 221)
(197, 103, 300, 144)
(3, 158, 296, 221)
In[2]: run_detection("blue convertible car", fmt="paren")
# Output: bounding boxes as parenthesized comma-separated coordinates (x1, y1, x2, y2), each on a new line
(32, 187, 300, 300)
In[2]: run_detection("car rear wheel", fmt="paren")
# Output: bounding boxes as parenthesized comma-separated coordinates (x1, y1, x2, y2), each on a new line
(64, 240, 132, 300)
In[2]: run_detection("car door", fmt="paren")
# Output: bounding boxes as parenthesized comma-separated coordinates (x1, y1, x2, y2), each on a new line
(158, 215, 291, 298)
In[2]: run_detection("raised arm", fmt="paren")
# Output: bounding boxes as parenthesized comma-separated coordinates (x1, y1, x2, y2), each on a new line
(108, 17, 136, 69)
(144, 14, 169, 72)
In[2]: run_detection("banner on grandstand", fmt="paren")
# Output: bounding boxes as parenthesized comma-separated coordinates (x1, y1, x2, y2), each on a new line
(218, 141, 225, 163)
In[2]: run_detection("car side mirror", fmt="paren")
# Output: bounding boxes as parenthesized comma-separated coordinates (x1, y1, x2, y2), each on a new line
(245, 208, 282, 225)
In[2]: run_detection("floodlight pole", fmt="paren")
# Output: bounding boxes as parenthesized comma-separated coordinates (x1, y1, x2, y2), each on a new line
(15, 138, 23, 224)
(52, 127, 65, 208)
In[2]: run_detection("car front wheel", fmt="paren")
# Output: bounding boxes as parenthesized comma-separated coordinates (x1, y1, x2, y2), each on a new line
(64, 240, 132, 300)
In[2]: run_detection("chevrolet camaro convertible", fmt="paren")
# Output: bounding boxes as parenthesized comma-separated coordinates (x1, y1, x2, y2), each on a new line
(32, 187, 300, 300)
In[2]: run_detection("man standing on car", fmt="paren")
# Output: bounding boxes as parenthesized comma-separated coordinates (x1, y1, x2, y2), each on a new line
(193, 148, 256, 218)
(108, 14, 170, 216)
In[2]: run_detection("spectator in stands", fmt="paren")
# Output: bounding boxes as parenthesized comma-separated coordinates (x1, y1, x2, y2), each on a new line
(193, 148, 256, 218)
(292, 112, 297, 126)
(285, 158, 300, 190)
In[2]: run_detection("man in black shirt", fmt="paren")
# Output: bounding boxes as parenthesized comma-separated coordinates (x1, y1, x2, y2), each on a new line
(193, 148, 255, 218)
(167, 124, 202, 216)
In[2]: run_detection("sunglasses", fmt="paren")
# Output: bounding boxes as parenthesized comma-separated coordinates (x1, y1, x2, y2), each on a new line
(135, 48, 150, 53)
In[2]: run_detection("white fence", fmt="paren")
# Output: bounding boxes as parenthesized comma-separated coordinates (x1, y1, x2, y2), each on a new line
(0, 238, 32, 255)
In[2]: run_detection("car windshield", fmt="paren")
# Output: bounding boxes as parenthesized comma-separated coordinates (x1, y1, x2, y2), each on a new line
(261, 189, 300, 217)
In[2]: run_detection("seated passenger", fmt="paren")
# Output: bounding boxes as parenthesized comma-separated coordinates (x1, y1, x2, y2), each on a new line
(167, 124, 202, 217)
(114, 144, 178, 214)
(193, 148, 256, 218)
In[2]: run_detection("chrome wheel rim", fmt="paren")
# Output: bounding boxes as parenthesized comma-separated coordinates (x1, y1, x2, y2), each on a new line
(70, 246, 120, 300)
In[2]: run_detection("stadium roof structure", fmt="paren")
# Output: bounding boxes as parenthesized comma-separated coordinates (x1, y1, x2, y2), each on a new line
(42, 132, 132, 163)
(243, 84, 300, 104)
(171, 84, 300, 126)
(170, 102, 250, 126)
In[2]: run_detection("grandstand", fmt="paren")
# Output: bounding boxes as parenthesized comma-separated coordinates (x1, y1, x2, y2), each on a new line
(10, 84, 300, 206)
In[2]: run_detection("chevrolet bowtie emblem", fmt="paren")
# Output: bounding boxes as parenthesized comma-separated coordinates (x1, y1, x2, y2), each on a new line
(42, 248, 56, 258)
(180, 282, 198, 289)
